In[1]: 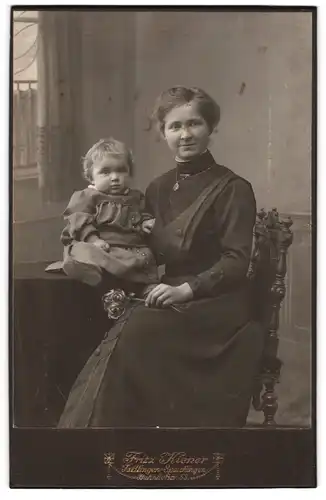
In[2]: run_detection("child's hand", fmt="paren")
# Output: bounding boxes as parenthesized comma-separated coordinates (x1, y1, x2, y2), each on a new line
(141, 218, 155, 234)
(92, 238, 110, 252)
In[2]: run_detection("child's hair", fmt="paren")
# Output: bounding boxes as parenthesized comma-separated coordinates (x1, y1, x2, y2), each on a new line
(82, 137, 134, 182)
(151, 86, 221, 135)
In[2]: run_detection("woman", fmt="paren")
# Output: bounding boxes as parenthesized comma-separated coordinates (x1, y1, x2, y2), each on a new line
(58, 86, 264, 428)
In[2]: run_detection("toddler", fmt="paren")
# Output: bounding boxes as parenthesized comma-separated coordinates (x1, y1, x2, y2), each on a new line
(60, 138, 158, 295)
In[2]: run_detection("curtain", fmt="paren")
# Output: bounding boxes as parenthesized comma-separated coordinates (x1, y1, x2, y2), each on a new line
(37, 11, 83, 202)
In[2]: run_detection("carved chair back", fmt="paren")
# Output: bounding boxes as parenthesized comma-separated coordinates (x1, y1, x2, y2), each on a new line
(247, 208, 293, 425)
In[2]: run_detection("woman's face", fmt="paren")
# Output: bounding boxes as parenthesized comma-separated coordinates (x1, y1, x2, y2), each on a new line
(163, 102, 211, 160)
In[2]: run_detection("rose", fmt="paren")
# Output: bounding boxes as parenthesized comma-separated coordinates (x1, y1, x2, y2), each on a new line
(106, 303, 125, 320)
(103, 289, 126, 304)
(102, 289, 128, 320)
(102, 288, 184, 321)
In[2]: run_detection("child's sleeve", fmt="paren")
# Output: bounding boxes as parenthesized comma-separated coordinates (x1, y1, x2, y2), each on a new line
(61, 190, 99, 245)
(138, 191, 155, 223)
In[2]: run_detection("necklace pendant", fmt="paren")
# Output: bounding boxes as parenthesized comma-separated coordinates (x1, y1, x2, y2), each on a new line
(173, 182, 180, 191)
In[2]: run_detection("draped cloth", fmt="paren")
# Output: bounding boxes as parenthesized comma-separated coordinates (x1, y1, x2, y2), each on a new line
(58, 294, 263, 428)
(37, 11, 83, 202)
(58, 154, 264, 428)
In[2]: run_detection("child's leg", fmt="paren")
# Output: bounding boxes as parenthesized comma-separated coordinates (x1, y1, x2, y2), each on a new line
(63, 256, 103, 286)
(63, 243, 104, 286)
(63, 242, 159, 295)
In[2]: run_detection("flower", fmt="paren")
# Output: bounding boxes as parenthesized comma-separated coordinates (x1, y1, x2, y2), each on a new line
(103, 289, 126, 304)
(102, 288, 184, 321)
(102, 289, 128, 320)
(106, 303, 125, 320)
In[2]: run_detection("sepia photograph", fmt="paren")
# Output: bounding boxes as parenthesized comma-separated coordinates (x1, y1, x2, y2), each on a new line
(10, 6, 316, 487)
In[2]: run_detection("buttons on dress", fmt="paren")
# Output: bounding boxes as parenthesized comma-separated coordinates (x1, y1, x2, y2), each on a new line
(209, 270, 224, 282)
(131, 217, 138, 229)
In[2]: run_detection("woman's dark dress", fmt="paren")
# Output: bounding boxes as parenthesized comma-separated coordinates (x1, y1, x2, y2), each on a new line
(58, 151, 264, 428)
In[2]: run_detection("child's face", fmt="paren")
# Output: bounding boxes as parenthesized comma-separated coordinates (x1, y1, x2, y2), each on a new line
(91, 156, 130, 194)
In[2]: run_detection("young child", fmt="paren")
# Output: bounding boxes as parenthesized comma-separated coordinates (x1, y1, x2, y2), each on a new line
(60, 138, 158, 295)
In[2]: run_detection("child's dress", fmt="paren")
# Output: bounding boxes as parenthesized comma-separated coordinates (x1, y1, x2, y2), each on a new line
(61, 187, 158, 287)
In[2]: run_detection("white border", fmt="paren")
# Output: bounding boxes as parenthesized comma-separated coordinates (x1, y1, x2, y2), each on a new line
(1, 1, 323, 498)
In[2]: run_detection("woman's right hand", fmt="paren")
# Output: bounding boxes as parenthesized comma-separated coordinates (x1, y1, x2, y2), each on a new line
(145, 283, 193, 308)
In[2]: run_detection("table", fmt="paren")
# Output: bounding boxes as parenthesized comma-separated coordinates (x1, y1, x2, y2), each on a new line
(12, 262, 111, 427)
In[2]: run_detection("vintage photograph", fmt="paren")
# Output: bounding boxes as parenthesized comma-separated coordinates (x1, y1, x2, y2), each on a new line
(11, 6, 315, 486)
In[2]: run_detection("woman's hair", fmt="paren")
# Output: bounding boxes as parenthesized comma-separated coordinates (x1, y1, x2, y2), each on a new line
(82, 137, 134, 182)
(151, 86, 221, 134)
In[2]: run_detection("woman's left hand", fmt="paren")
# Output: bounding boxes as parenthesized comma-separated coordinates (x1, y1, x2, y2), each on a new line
(145, 283, 193, 308)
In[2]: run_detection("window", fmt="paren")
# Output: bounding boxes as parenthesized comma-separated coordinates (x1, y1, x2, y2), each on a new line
(13, 11, 39, 180)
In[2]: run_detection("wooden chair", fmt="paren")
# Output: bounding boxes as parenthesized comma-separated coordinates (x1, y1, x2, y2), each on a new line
(247, 208, 293, 426)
